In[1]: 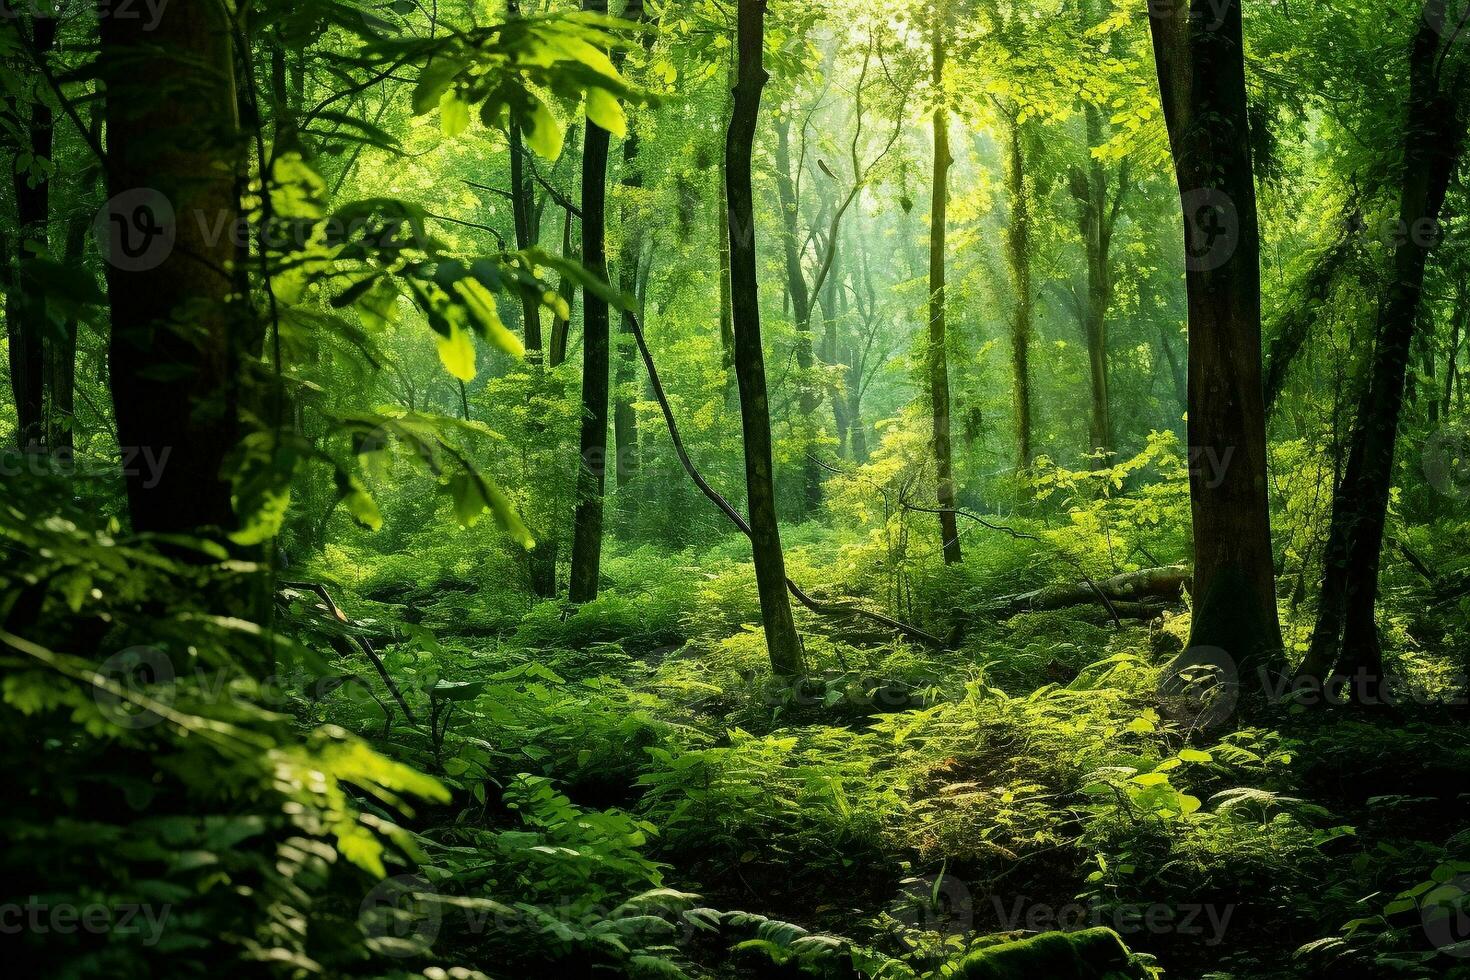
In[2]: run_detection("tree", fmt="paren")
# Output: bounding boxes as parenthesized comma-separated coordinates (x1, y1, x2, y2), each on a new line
(1068, 102, 1129, 462)
(727, 0, 804, 676)
(928, 8, 961, 564)
(1297, 0, 1467, 701)
(569, 0, 615, 603)
(99, 0, 244, 535)
(612, 0, 650, 495)
(1000, 101, 1035, 470)
(1148, 0, 1286, 685)
(5, 12, 55, 454)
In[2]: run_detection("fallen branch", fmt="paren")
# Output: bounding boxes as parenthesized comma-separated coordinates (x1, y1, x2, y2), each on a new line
(988, 565, 1191, 619)
(280, 580, 419, 725)
(624, 311, 948, 649)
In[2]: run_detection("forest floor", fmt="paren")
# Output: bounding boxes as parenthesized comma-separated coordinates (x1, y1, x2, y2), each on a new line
(302, 523, 1470, 980)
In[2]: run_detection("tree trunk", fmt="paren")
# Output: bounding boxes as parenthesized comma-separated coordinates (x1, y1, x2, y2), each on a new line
(1001, 106, 1035, 471)
(929, 16, 961, 565)
(568, 0, 613, 604)
(772, 116, 823, 514)
(8, 15, 56, 454)
(549, 208, 575, 368)
(1071, 104, 1122, 462)
(612, 0, 648, 492)
(728, 0, 804, 676)
(1149, 0, 1286, 688)
(1299, 0, 1465, 701)
(99, 0, 243, 535)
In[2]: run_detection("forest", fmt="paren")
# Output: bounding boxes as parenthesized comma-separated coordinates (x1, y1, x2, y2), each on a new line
(2, 0, 1469, 976)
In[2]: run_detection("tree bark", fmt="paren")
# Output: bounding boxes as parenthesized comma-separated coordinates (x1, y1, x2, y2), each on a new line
(1299, 0, 1465, 701)
(1070, 103, 1125, 463)
(612, 0, 648, 492)
(8, 15, 56, 454)
(1001, 106, 1035, 471)
(728, 0, 804, 676)
(568, 0, 613, 604)
(1149, 0, 1286, 687)
(929, 16, 961, 564)
(99, 0, 243, 535)
(772, 116, 823, 514)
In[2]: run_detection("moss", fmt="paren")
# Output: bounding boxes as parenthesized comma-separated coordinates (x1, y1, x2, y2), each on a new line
(954, 928, 1152, 980)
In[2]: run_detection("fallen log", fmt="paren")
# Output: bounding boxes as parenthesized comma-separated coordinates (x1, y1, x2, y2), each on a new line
(988, 565, 1191, 618)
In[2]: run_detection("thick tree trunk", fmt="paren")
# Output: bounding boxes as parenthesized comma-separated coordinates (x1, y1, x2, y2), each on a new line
(1149, 0, 1286, 688)
(728, 0, 804, 676)
(929, 19, 961, 565)
(1299, 1, 1465, 701)
(1002, 107, 1035, 470)
(100, 1, 242, 535)
(568, 0, 613, 604)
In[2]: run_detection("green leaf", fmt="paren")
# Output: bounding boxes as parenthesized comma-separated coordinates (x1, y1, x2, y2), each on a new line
(435, 321, 477, 381)
(412, 58, 465, 115)
(585, 87, 626, 137)
(440, 91, 471, 137)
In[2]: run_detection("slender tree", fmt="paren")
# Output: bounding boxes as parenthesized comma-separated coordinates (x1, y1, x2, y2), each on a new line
(568, 0, 614, 603)
(928, 10, 961, 564)
(7, 13, 56, 453)
(1149, 0, 1286, 686)
(728, 0, 804, 676)
(1000, 103, 1035, 470)
(1298, 0, 1467, 700)
(612, 0, 649, 493)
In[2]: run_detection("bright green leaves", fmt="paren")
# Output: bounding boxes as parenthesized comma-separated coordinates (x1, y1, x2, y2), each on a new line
(392, 11, 646, 156)
(445, 470, 536, 550)
(228, 431, 309, 547)
(435, 321, 478, 381)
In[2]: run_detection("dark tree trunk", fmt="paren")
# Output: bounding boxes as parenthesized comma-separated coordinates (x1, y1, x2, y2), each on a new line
(612, 0, 648, 492)
(728, 0, 804, 676)
(568, 0, 613, 604)
(929, 16, 961, 565)
(549, 208, 575, 368)
(1001, 106, 1035, 470)
(99, 0, 243, 535)
(8, 15, 56, 454)
(1070, 104, 1125, 462)
(1149, 0, 1286, 687)
(1299, 0, 1465, 701)
(718, 63, 736, 383)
